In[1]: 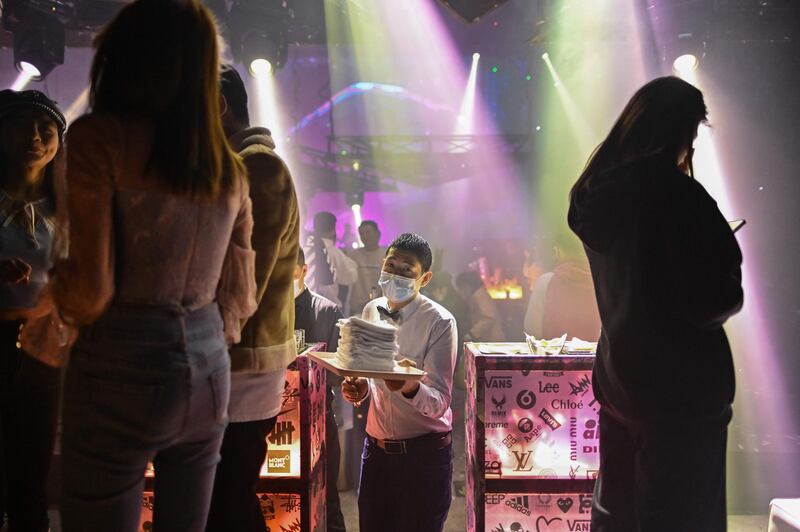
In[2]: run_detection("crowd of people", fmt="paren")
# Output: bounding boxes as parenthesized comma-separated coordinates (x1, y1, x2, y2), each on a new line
(0, 1, 743, 531)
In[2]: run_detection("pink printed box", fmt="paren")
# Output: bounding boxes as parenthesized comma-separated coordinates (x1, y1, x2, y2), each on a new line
(465, 343, 598, 532)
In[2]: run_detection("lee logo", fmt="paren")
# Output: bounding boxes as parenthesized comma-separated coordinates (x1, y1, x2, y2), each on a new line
(538, 382, 560, 393)
(266, 450, 291, 474)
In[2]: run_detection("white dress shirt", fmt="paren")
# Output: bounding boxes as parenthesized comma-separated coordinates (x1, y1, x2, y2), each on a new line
(362, 294, 457, 440)
(304, 236, 358, 307)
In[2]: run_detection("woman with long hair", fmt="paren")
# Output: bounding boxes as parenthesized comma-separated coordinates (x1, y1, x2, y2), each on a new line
(0, 89, 65, 532)
(42, 1, 257, 530)
(568, 76, 743, 531)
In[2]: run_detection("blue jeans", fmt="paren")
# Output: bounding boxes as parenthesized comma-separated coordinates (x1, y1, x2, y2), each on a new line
(358, 436, 452, 532)
(60, 304, 230, 532)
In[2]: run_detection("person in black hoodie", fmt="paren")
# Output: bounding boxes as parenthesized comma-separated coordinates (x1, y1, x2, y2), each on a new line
(568, 76, 743, 532)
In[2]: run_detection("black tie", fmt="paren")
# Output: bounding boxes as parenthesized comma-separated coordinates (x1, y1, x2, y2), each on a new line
(377, 306, 400, 321)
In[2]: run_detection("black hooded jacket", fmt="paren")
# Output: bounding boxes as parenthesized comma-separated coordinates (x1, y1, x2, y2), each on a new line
(568, 157, 743, 422)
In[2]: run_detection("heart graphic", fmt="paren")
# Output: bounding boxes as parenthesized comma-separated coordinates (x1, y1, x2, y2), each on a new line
(535, 516, 563, 532)
(557, 497, 574, 513)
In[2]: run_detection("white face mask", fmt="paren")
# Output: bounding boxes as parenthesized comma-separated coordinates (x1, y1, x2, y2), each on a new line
(293, 279, 302, 298)
(378, 271, 418, 304)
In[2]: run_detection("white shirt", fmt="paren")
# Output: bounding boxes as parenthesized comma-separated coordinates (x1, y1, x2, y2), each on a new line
(228, 368, 287, 423)
(346, 246, 386, 316)
(362, 294, 457, 440)
(305, 237, 358, 307)
(524, 271, 555, 337)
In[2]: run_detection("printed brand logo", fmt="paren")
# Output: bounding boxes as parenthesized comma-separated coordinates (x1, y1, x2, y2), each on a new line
(551, 398, 584, 410)
(492, 524, 529, 532)
(268, 421, 296, 446)
(491, 394, 507, 409)
(502, 434, 518, 448)
(485, 494, 505, 505)
(281, 382, 300, 407)
(583, 419, 599, 453)
(569, 465, 580, 480)
(511, 450, 534, 472)
(535, 516, 562, 532)
(506, 495, 531, 516)
(258, 494, 276, 520)
(485, 376, 513, 389)
(543, 371, 564, 377)
(568, 520, 592, 531)
(490, 394, 507, 418)
(518, 418, 535, 434)
(538, 381, 560, 393)
(280, 518, 302, 532)
(557, 497, 574, 513)
(486, 422, 509, 429)
(280, 494, 301, 513)
(569, 374, 591, 396)
(485, 460, 502, 475)
(538, 408, 562, 431)
(516, 389, 537, 409)
(267, 450, 291, 474)
(579, 494, 592, 514)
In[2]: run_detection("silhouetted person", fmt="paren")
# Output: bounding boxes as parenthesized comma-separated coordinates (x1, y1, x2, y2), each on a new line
(304, 211, 357, 308)
(347, 220, 387, 316)
(523, 234, 601, 341)
(293, 249, 347, 532)
(456, 270, 504, 342)
(0, 89, 65, 532)
(206, 64, 300, 532)
(569, 76, 743, 532)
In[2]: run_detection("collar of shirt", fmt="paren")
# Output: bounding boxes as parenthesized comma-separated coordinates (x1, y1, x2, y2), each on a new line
(380, 293, 423, 325)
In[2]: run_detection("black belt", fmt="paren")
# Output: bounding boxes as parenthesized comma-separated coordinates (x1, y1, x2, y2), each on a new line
(368, 432, 452, 455)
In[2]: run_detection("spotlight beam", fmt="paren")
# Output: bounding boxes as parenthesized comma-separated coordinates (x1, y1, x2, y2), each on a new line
(455, 52, 480, 134)
(10, 71, 33, 91)
(541, 52, 596, 152)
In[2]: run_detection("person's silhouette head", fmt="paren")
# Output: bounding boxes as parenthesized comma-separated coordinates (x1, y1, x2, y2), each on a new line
(572, 76, 707, 198)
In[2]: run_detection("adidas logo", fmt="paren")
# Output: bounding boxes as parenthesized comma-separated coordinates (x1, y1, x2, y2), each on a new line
(505, 495, 531, 516)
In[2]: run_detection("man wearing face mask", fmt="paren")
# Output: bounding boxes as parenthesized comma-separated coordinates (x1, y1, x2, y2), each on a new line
(341, 233, 457, 532)
(293, 248, 348, 532)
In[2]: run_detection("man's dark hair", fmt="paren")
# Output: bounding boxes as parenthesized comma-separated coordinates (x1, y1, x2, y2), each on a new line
(219, 64, 250, 125)
(297, 247, 305, 267)
(386, 233, 433, 272)
(359, 220, 379, 232)
(313, 211, 337, 234)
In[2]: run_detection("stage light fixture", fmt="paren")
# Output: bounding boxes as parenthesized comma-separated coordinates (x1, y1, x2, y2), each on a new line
(241, 30, 285, 77)
(672, 53, 699, 74)
(250, 58, 273, 77)
(667, 32, 705, 75)
(6, 9, 66, 81)
(437, 0, 511, 24)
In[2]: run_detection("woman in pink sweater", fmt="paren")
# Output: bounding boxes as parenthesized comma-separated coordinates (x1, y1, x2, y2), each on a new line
(41, 1, 257, 530)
